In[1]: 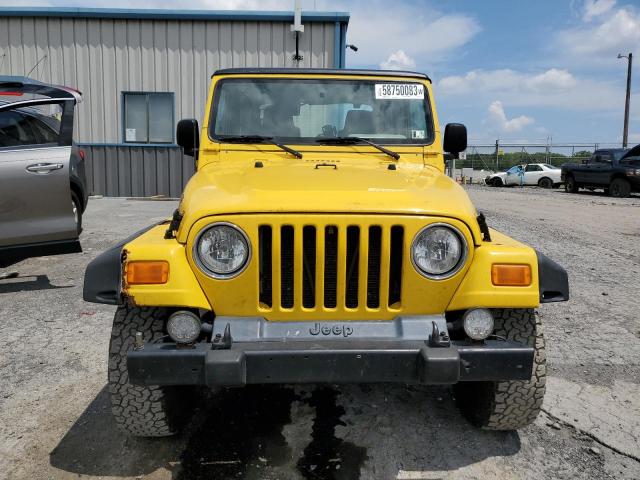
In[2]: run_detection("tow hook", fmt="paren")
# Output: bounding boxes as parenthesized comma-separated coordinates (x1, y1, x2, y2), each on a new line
(428, 321, 451, 348)
(134, 331, 144, 350)
(211, 323, 233, 350)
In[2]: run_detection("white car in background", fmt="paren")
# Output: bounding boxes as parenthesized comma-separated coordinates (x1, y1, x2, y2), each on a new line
(485, 163, 562, 188)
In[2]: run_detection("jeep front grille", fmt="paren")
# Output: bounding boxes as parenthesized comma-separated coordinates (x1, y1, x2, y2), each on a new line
(258, 223, 404, 313)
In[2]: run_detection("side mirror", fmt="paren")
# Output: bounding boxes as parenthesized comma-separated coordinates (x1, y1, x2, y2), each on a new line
(443, 123, 467, 158)
(177, 118, 199, 157)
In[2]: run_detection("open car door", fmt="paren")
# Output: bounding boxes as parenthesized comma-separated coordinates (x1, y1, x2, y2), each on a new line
(0, 77, 83, 267)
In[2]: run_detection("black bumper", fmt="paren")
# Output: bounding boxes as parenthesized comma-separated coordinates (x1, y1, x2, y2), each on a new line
(127, 339, 534, 387)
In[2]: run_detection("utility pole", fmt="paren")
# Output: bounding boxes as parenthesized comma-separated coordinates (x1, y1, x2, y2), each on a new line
(618, 52, 633, 148)
(495, 139, 499, 170)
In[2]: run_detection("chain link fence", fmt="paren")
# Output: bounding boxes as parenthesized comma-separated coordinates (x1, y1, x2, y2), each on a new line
(455, 142, 623, 172)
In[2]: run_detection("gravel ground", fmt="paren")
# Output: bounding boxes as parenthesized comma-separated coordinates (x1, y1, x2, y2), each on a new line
(0, 186, 639, 480)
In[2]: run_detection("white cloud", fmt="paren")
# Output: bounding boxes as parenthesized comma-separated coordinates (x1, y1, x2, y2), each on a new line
(332, 0, 480, 69)
(583, 0, 617, 21)
(486, 101, 534, 133)
(526, 68, 577, 92)
(557, 6, 640, 58)
(380, 50, 416, 70)
(196, 0, 289, 8)
(438, 68, 577, 95)
(436, 67, 624, 112)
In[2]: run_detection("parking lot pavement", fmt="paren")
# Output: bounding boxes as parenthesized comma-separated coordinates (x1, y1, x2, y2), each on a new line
(1, 189, 639, 480)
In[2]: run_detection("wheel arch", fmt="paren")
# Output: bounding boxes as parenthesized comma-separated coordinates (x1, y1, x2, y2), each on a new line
(537, 176, 553, 186)
(70, 179, 86, 212)
(609, 173, 630, 183)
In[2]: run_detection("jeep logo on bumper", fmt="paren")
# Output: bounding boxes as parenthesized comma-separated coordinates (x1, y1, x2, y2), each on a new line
(309, 323, 354, 337)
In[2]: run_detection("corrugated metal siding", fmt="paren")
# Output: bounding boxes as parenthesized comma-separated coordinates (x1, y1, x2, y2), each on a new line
(81, 145, 193, 197)
(0, 16, 337, 143)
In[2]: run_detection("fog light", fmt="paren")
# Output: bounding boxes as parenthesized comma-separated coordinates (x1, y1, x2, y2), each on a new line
(463, 308, 494, 340)
(167, 311, 201, 344)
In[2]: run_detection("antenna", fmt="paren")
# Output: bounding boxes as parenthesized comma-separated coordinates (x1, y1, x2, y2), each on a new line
(291, 0, 304, 62)
(26, 54, 48, 79)
(291, 0, 304, 33)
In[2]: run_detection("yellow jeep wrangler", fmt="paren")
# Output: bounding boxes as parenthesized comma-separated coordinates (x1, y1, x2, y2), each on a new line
(83, 68, 569, 437)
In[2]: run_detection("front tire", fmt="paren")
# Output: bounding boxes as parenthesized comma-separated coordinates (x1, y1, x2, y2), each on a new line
(492, 177, 503, 187)
(564, 175, 579, 193)
(454, 309, 546, 430)
(108, 306, 193, 437)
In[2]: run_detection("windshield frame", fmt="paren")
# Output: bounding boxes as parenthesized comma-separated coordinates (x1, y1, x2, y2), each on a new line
(208, 77, 435, 147)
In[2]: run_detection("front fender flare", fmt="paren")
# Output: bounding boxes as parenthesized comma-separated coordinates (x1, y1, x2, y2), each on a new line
(82, 223, 160, 305)
(536, 250, 569, 303)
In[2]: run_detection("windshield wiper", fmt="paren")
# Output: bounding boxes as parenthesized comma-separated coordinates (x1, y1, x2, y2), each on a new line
(219, 135, 303, 159)
(316, 136, 400, 160)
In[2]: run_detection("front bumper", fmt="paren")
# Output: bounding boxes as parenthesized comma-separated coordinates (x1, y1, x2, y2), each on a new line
(127, 338, 534, 387)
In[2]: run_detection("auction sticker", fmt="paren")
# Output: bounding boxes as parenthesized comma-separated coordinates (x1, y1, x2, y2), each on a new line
(375, 83, 424, 99)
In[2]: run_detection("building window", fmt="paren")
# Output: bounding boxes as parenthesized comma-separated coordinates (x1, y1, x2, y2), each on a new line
(123, 92, 174, 144)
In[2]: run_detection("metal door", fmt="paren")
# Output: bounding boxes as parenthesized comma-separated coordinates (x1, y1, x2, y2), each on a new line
(594, 153, 613, 185)
(523, 164, 543, 185)
(0, 143, 76, 247)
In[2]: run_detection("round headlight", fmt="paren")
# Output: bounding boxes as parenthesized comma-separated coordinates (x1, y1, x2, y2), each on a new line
(194, 223, 250, 278)
(167, 310, 202, 344)
(463, 308, 494, 340)
(411, 224, 467, 279)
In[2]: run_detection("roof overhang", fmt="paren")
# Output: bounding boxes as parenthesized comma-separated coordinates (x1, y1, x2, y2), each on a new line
(0, 7, 350, 24)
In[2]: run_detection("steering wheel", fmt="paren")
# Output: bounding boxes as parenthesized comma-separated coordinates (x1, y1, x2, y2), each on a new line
(318, 124, 337, 138)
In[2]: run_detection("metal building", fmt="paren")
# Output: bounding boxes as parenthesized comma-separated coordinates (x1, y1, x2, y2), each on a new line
(0, 7, 350, 196)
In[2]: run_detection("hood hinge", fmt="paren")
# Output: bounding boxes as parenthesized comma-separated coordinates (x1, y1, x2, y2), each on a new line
(164, 209, 183, 239)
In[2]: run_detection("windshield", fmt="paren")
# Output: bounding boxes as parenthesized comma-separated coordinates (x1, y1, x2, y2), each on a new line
(210, 78, 434, 145)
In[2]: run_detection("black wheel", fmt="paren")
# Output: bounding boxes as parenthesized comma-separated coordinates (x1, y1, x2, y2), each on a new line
(454, 309, 545, 430)
(538, 177, 553, 189)
(108, 306, 194, 437)
(71, 191, 82, 235)
(564, 175, 579, 193)
(609, 178, 631, 198)
(492, 177, 503, 187)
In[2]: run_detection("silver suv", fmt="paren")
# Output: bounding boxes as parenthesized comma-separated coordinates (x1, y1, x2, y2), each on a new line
(0, 77, 86, 268)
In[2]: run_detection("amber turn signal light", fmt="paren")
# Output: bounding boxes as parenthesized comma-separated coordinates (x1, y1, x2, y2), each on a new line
(126, 261, 169, 285)
(491, 264, 531, 286)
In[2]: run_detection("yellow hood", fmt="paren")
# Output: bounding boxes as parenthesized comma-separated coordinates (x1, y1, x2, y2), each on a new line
(177, 157, 482, 244)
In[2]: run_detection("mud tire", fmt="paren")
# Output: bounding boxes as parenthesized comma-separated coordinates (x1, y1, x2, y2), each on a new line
(454, 308, 546, 430)
(108, 305, 193, 437)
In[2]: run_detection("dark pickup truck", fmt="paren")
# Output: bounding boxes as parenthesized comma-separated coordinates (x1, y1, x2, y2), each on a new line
(561, 145, 640, 198)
